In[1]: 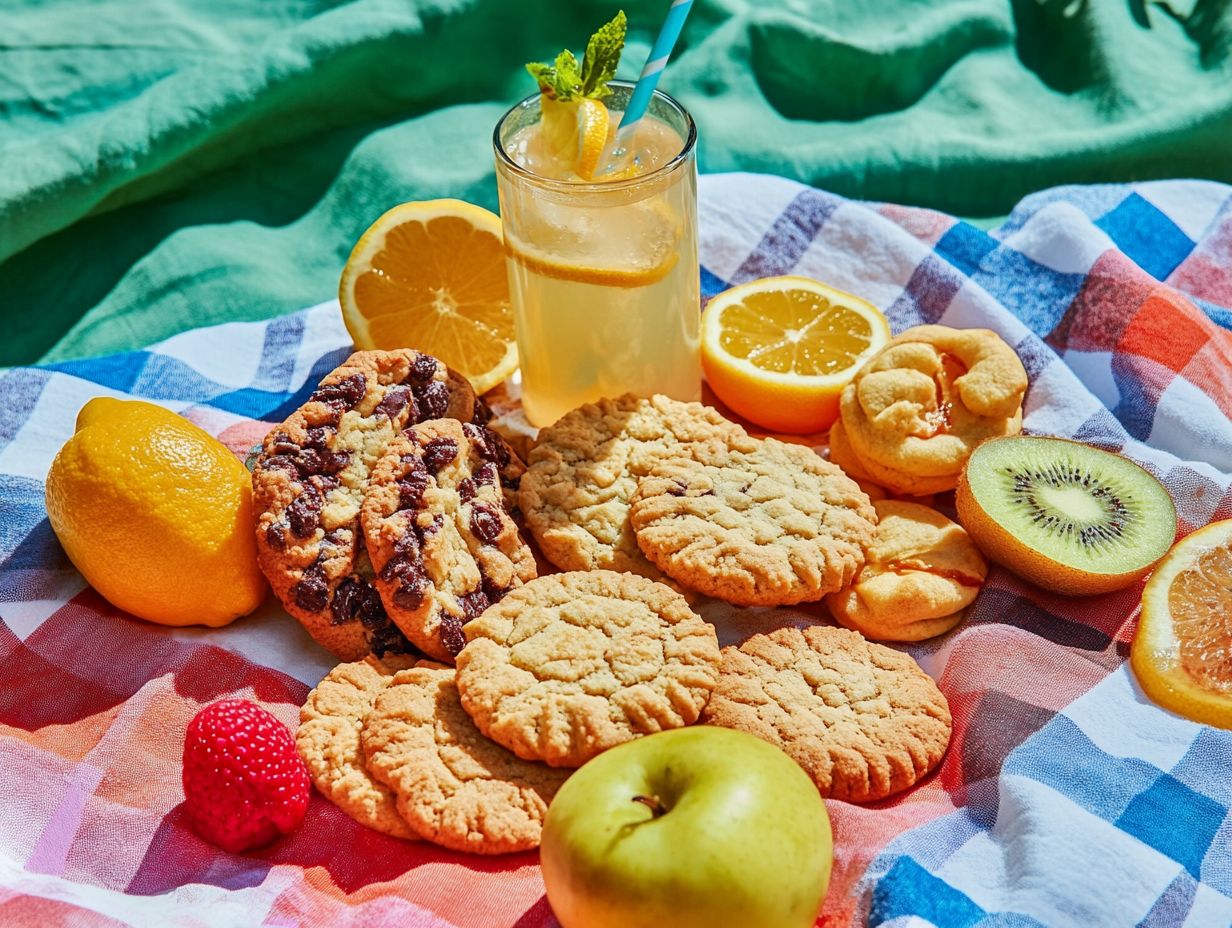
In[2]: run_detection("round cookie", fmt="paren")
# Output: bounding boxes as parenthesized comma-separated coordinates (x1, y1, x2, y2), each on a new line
(252, 349, 478, 660)
(826, 500, 987, 641)
(362, 419, 537, 663)
(519, 393, 756, 582)
(296, 654, 420, 838)
(455, 571, 721, 768)
(629, 438, 877, 606)
(701, 626, 952, 802)
(361, 664, 570, 854)
(837, 325, 1027, 496)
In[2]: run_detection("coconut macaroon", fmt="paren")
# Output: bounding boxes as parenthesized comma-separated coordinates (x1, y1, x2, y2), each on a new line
(825, 500, 987, 641)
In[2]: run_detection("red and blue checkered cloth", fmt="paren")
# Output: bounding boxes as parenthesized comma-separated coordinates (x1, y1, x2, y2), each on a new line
(2, 174, 1230, 927)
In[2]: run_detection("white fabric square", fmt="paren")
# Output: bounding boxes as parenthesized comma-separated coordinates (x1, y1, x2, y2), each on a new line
(1063, 665, 1200, 772)
(152, 318, 266, 388)
(1137, 180, 1229, 243)
(697, 172, 809, 281)
(940, 774, 1181, 926)
(1001, 202, 1115, 275)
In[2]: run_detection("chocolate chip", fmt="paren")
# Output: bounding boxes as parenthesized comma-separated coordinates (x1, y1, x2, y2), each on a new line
(262, 454, 299, 475)
(270, 432, 298, 455)
(415, 381, 450, 419)
(458, 589, 489, 619)
(304, 427, 330, 451)
(457, 478, 476, 502)
(293, 564, 329, 612)
(368, 619, 414, 657)
(475, 463, 497, 486)
(311, 373, 366, 410)
(330, 577, 362, 625)
(375, 386, 412, 420)
(393, 573, 427, 610)
(296, 447, 350, 477)
(501, 475, 520, 491)
(312, 474, 340, 492)
(265, 522, 287, 550)
(422, 514, 444, 536)
(667, 479, 689, 497)
(481, 575, 510, 603)
(287, 484, 322, 537)
(410, 354, 438, 386)
(439, 613, 466, 656)
(397, 470, 431, 510)
(470, 503, 502, 544)
(471, 399, 493, 425)
(323, 528, 349, 550)
(422, 437, 458, 473)
(464, 423, 511, 468)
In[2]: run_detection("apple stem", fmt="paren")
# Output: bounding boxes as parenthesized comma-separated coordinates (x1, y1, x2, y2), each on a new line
(631, 794, 665, 817)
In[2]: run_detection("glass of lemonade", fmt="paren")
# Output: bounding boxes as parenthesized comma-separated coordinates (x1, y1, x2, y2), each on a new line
(493, 81, 701, 427)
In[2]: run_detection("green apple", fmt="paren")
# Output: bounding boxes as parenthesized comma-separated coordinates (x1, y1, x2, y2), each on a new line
(540, 726, 832, 928)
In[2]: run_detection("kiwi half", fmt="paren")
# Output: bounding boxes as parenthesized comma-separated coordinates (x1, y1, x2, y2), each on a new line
(956, 435, 1177, 596)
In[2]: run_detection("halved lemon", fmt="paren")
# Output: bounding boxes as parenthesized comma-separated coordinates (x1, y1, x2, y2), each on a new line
(339, 199, 518, 395)
(701, 276, 890, 434)
(1131, 518, 1232, 729)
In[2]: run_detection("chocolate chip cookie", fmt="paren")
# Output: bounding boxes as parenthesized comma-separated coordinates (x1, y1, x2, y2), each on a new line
(252, 349, 478, 660)
(629, 438, 877, 606)
(519, 393, 755, 582)
(362, 419, 536, 663)
(455, 571, 721, 768)
(296, 654, 420, 838)
(701, 626, 952, 802)
(362, 664, 570, 854)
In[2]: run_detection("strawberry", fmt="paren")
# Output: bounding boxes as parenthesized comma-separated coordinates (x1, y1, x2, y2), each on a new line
(181, 699, 310, 854)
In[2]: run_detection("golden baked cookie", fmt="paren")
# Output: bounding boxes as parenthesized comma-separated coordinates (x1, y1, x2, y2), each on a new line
(836, 325, 1027, 496)
(825, 500, 987, 641)
(252, 348, 478, 660)
(361, 664, 569, 854)
(455, 571, 721, 768)
(701, 626, 952, 802)
(518, 394, 756, 581)
(628, 438, 877, 606)
(362, 419, 536, 663)
(296, 654, 419, 838)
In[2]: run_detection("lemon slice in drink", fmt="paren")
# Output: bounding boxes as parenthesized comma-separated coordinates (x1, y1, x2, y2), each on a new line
(701, 276, 890, 434)
(1132, 518, 1232, 729)
(539, 95, 612, 180)
(339, 199, 518, 395)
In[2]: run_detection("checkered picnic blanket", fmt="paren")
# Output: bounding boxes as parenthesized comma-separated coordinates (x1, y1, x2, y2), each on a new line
(2, 173, 1231, 928)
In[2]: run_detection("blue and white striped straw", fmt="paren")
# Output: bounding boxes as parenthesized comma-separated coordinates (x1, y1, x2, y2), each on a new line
(617, 0, 694, 136)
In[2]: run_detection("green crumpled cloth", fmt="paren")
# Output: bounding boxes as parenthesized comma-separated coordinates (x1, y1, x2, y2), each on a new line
(2, 0, 1230, 366)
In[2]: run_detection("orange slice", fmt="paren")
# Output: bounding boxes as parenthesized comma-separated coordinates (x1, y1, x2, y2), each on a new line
(701, 276, 890, 434)
(538, 95, 612, 179)
(1131, 518, 1232, 729)
(339, 199, 517, 395)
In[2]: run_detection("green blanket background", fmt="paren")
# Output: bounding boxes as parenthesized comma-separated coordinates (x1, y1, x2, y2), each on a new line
(2, 0, 1231, 366)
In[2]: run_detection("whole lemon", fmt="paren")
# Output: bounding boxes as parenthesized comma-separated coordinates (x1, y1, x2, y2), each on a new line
(45, 397, 266, 627)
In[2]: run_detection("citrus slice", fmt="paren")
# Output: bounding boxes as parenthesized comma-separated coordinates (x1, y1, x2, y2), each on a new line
(1131, 518, 1232, 729)
(574, 98, 611, 179)
(701, 276, 890, 434)
(339, 199, 517, 395)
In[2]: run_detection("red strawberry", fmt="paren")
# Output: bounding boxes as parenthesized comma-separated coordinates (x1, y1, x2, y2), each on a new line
(181, 699, 309, 854)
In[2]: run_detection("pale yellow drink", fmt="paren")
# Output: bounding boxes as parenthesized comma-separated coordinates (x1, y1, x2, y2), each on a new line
(494, 83, 701, 426)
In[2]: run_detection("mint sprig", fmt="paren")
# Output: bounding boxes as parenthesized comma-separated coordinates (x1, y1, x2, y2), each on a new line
(526, 10, 626, 101)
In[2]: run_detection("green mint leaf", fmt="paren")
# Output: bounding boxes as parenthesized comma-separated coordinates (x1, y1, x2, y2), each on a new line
(526, 11, 626, 101)
(580, 10, 626, 99)
(525, 61, 558, 94)
(553, 49, 583, 97)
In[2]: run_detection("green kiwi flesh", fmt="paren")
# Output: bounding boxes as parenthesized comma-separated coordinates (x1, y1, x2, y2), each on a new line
(963, 436, 1177, 578)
